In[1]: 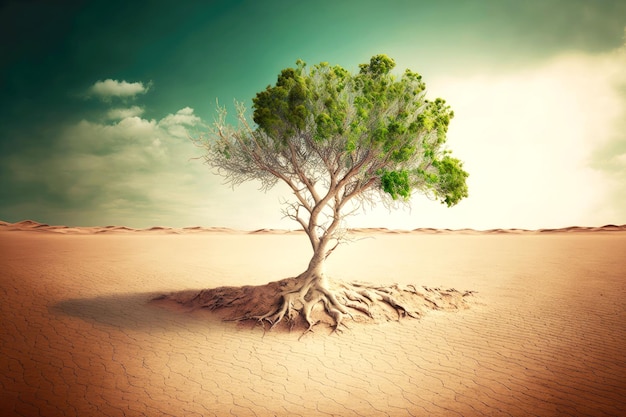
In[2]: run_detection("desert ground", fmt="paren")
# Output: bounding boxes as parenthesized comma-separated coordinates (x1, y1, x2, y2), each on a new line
(1, 220, 625, 417)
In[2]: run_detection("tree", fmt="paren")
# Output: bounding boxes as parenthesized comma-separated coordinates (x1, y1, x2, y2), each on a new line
(186, 55, 469, 335)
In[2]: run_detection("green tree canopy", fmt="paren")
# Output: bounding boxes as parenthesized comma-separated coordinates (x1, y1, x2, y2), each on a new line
(204, 54, 468, 250)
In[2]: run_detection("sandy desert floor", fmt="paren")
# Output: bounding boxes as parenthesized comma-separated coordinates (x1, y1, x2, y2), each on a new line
(1, 221, 625, 416)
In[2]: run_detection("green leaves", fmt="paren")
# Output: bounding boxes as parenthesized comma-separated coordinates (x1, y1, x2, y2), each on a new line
(252, 66, 310, 142)
(359, 54, 396, 77)
(315, 112, 334, 140)
(379, 169, 411, 201)
(432, 156, 469, 207)
(245, 54, 467, 207)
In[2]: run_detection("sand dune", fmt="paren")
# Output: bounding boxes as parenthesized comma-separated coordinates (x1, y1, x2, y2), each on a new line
(1, 220, 626, 416)
(0, 220, 245, 235)
(2, 219, 625, 235)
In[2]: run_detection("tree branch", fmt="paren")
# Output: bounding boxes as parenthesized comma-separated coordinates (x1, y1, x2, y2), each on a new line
(287, 137, 321, 204)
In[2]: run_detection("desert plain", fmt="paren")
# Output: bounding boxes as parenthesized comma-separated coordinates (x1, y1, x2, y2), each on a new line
(1, 220, 625, 417)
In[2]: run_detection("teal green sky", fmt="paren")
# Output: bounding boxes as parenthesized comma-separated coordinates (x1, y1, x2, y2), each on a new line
(1, 0, 625, 229)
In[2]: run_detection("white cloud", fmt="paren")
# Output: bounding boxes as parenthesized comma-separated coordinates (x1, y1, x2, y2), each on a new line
(89, 79, 150, 100)
(379, 45, 626, 229)
(2, 100, 291, 229)
(158, 107, 204, 138)
(107, 106, 145, 120)
(3, 106, 229, 227)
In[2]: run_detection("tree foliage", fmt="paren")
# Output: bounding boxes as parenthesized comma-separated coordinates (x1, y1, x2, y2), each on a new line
(201, 54, 468, 252)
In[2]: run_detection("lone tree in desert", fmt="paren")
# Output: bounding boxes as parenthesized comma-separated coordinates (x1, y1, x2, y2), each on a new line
(180, 55, 469, 334)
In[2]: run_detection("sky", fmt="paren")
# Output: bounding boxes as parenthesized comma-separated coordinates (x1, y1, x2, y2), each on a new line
(1, 0, 625, 230)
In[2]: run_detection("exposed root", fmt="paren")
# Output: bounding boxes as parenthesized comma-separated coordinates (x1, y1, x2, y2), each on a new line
(153, 275, 475, 336)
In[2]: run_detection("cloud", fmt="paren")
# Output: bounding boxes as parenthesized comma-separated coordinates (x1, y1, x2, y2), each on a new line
(106, 106, 145, 120)
(393, 41, 626, 229)
(0, 105, 230, 227)
(88, 79, 150, 100)
(158, 107, 204, 138)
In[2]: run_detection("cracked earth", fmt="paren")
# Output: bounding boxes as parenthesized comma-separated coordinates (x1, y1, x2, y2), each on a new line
(1, 230, 625, 416)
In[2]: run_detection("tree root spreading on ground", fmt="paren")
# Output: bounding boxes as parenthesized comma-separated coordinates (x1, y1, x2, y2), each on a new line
(154, 275, 475, 338)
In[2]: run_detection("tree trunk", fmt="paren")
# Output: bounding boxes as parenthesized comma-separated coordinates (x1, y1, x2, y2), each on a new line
(255, 245, 351, 334)
(298, 247, 326, 292)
